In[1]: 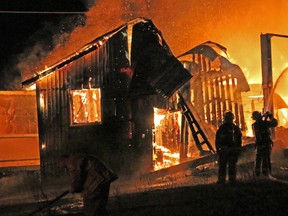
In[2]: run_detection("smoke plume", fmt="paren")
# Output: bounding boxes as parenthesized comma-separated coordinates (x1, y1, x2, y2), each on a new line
(3, 0, 288, 89)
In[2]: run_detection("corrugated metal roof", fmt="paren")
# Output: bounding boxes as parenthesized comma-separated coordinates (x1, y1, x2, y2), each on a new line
(22, 18, 149, 88)
(22, 17, 192, 99)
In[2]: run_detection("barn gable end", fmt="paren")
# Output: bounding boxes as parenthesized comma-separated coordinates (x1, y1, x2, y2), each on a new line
(22, 18, 191, 176)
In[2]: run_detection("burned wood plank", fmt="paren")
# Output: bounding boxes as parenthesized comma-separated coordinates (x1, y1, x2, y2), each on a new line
(140, 153, 218, 181)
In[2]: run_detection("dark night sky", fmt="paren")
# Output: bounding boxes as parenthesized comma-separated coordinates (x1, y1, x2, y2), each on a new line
(0, 0, 93, 89)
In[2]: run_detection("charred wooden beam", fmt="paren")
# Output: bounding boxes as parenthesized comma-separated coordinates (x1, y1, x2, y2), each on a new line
(210, 79, 216, 126)
(215, 77, 222, 125)
(180, 114, 188, 162)
(140, 153, 218, 181)
(220, 76, 227, 112)
(203, 59, 211, 123)
(225, 76, 233, 111)
(232, 78, 240, 126)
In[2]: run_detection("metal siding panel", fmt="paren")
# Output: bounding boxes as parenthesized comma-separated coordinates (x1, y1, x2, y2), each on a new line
(70, 62, 76, 89)
(55, 70, 60, 151)
(104, 43, 109, 85)
(47, 75, 52, 153)
(91, 50, 97, 86)
(52, 73, 57, 151)
(63, 68, 69, 147)
(91, 50, 97, 87)
(58, 68, 64, 150)
(103, 42, 110, 86)
(79, 57, 84, 88)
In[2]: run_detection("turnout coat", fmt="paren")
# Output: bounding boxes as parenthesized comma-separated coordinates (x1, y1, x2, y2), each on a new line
(64, 154, 118, 197)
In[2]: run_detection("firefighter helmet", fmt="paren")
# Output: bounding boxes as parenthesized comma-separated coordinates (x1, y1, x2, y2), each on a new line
(252, 111, 261, 120)
(223, 110, 234, 122)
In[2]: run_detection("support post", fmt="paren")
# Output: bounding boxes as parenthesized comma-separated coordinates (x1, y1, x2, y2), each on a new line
(260, 33, 273, 114)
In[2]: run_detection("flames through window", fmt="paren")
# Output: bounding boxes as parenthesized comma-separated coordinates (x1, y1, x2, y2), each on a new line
(70, 88, 102, 125)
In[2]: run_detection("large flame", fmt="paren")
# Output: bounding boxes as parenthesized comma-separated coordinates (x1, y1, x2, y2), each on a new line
(19, 0, 288, 155)
(31, 0, 288, 85)
(153, 108, 181, 171)
(39, 0, 288, 148)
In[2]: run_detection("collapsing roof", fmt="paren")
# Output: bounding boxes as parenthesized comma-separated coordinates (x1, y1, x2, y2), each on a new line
(177, 41, 250, 136)
(178, 41, 249, 92)
(22, 17, 192, 99)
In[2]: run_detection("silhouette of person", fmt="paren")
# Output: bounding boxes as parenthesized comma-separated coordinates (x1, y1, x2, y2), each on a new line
(60, 153, 118, 216)
(216, 111, 242, 184)
(252, 111, 278, 177)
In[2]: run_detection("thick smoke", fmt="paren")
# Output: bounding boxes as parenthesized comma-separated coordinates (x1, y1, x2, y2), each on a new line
(3, 0, 288, 89)
(35, 0, 288, 84)
(18, 14, 88, 82)
(0, 0, 97, 90)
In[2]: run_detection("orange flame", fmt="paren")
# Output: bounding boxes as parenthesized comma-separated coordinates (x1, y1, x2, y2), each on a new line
(34, 0, 288, 85)
(31, 0, 288, 148)
(153, 108, 181, 170)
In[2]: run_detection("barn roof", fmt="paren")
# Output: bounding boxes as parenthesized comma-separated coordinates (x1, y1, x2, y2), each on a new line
(22, 17, 192, 99)
(178, 41, 250, 92)
(22, 18, 141, 88)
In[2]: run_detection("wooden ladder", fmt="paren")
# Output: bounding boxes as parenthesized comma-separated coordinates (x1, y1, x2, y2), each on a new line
(178, 92, 215, 155)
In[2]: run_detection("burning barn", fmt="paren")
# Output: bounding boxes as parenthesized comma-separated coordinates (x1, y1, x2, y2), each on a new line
(22, 18, 192, 176)
(178, 41, 250, 131)
(150, 41, 251, 171)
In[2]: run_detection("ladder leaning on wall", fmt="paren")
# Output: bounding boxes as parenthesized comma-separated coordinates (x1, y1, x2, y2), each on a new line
(178, 92, 215, 157)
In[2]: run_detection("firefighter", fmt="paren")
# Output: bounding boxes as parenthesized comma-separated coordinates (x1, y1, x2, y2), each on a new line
(216, 111, 242, 184)
(252, 111, 278, 177)
(60, 153, 118, 216)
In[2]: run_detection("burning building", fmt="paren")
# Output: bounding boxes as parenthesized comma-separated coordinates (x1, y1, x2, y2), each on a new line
(22, 18, 192, 176)
(21, 15, 287, 179)
(151, 41, 251, 171)
(20, 18, 258, 178)
(178, 41, 250, 131)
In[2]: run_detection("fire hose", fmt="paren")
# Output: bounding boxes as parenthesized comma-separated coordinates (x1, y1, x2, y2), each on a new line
(27, 190, 69, 216)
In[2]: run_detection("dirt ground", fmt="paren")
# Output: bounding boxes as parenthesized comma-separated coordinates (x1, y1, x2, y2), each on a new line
(1, 151, 288, 216)
(1, 178, 288, 216)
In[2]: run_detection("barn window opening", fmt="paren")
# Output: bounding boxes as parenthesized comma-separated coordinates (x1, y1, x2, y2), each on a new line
(70, 88, 102, 125)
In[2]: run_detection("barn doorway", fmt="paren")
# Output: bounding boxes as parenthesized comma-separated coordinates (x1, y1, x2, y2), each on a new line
(153, 108, 182, 170)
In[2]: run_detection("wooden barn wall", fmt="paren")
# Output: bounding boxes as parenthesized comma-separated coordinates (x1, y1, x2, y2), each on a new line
(192, 74, 244, 128)
(177, 54, 246, 156)
(189, 54, 246, 131)
(36, 28, 138, 175)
